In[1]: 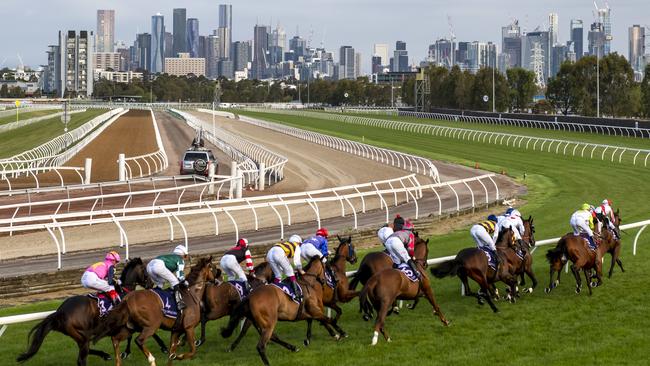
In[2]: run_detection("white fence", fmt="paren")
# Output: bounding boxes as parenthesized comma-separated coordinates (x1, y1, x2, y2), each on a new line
(243, 108, 650, 168)
(237, 111, 440, 183)
(172, 109, 288, 188)
(399, 111, 650, 138)
(70, 102, 211, 110)
(0, 109, 85, 134)
(122, 109, 169, 179)
(0, 166, 87, 192)
(0, 109, 127, 171)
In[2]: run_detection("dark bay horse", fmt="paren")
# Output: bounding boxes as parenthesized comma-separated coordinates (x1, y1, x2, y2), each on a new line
(16, 258, 163, 366)
(349, 231, 429, 291)
(221, 256, 337, 366)
(304, 235, 358, 343)
(360, 236, 449, 346)
(515, 217, 538, 293)
(430, 228, 520, 312)
(92, 257, 216, 366)
(603, 209, 624, 278)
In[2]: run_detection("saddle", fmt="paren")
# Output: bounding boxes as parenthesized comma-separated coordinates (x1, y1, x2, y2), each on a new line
(579, 233, 599, 251)
(150, 288, 179, 319)
(271, 281, 302, 303)
(87, 293, 114, 317)
(228, 280, 250, 300)
(324, 267, 337, 289)
(395, 263, 419, 282)
(479, 248, 499, 270)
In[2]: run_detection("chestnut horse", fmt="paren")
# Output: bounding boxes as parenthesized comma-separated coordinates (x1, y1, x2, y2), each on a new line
(220, 256, 337, 366)
(430, 228, 520, 312)
(603, 209, 624, 278)
(16, 258, 165, 366)
(92, 257, 216, 366)
(359, 236, 448, 346)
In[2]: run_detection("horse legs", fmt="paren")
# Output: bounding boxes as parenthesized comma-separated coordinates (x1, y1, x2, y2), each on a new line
(459, 271, 473, 297)
(371, 300, 393, 345)
(111, 328, 131, 366)
(584, 270, 593, 296)
(545, 267, 557, 294)
(196, 312, 208, 347)
(172, 328, 198, 361)
(256, 326, 275, 366)
(228, 318, 253, 352)
(609, 245, 624, 278)
(524, 264, 538, 293)
(422, 285, 449, 326)
(75, 340, 90, 366)
(571, 264, 582, 294)
(269, 332, 299, 352)
(304, 319, 313, 346)
(326, 303, 347, 337)
(134, 327, 158, 366)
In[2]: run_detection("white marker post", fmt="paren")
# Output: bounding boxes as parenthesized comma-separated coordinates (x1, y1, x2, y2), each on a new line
(84, 158, 92, 184)
(258, 162, 265, 191)
(118, 153, 126, 181)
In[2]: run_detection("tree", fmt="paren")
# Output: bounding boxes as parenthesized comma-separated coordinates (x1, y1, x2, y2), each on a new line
(641, 65, 650, 118)
(0, 84, 8, 98)
(570, 56, 597, 116)
(470, 68, 509, 112)
(599, 53, 637, 117)
(506, 68, 536, 112)
(546, 62, 576, 115)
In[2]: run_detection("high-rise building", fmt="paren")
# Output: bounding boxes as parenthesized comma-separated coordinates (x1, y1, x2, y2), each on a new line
(595, 3, 612, 55)
(339, 45, 355, 79)
(588, 22, 606, 57)
(252, 25, 269, 79)
(373, 44, 389, 67)
(218, 4, 233, 61)
(43, 45, 60, 94)
(371, 55, 383, 74)
(629, 25, 645, 73)
(289, 36, 307, 60)
(393, 41, 408, 72)
(548, 13, 559, 46)
(206, 34, 220, 78)
(173, 8, 187, 56)
(456, 42, 470, 66)
(136, 33, 151, 71)
(116, 48, 130, 71)
(570, 20, 584, 60)
(216, 27, 231, 61)
(430, 39, 455, 68)
(271, 25, 287, 58)
(186, 18, 199, 58)
(95, 52, 121, 71)
(502, 20, 522, 68)
(55, 30, 94, 97)
(551, 44, 568, 76)
(164, 53, 205, 76)
(232, 40, 251, 71)
(164, 32, 173, 58)
(467, 41, 496, 71)
(219, 4, 232, 30)
(96, 10, 115, 53)
(150, 14, 165, 73)
(199, 35, 207, 58)
(355, 52, 361, 78)
(522, 31, 550, 86)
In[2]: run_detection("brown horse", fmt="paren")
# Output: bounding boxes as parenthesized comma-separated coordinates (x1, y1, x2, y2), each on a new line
(510, 217, 538, 294)
(16, 258, 165, 366)
(92, 257, 216, 366)
(430, 228, 520, 312)
(359, 237, 449, 346)
(602, 209, 624, 278)
(250, 261, 275, 283)
(348, 231, 429, 291)
(220, 256, 337, 366)
(304, 235, 358, 344)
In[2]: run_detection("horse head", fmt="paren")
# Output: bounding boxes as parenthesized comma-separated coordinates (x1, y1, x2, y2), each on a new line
(303, 255, 326, 285)
(187, 256, 215, 286)
(414, 235, 430, 268)
(120, 257, 150, 289)
(522, 216, 536, 248)
(336, 234, 357, 264)
(497, 228, 517, 249)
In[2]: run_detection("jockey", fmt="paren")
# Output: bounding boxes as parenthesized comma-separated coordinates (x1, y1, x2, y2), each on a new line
(470, 215, 500, 268)
(377, 225, 394, 246)
(266, 234, 303, 300)
(301, 228, 330, 263)
(147, 245, 189, 310)
(220, 238, 254, 290)
(594, 199, 616, 234)
(570, 203, 597, 249)
(81, 251, 121, 305)
(499, 208, 525, 243)
(384, 219, 420, 279)
(393, 214, 405, 231)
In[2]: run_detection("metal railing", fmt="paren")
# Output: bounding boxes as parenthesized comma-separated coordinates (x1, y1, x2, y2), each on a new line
(0, 110, 85, 134)
(0, 166, 86, 192)
(122, 109, 169, 179)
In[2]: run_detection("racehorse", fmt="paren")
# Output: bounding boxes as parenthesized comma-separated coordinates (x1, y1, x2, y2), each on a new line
(91, 257, 216, 366)
(250, 261, 274, 283)
(512, 217, 538, 294)
(348, 231, 429, 291)
(16, 258, 166, 366)
(221, 256, 337, 366)
(359, 236, 449, 346)
(304, 235, 358, 344)
(430, 228, 520, 312)
(602, 209, 624, 278)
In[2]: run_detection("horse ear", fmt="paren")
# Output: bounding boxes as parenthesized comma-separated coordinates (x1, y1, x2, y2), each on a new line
(337, 234, 341, 241)
(528, 215, 532, 222)
(425, 238, 430, 244)
(348, 235, 352, 242)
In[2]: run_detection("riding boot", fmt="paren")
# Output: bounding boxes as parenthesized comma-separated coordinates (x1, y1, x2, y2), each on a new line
(407, 259, 421, 279)
(107, 289, 121, 305)
(493, 251, 501, 272)
(327, 265, 338, 284)
(173, 284, 186, 311)
(290, 280, 302, 302)
(244, 280, 252, 292)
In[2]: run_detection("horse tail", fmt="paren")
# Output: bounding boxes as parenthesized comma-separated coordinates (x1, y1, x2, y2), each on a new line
(16, 311, 64, 363)
(221, 297, 250, 338)
(430, 259, 462, 278)
(359, 283, 374, 319)
(90, 302, 129, 343)
(546, 237, 567, 264)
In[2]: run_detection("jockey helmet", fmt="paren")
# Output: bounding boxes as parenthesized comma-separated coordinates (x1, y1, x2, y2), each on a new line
(393, 214, 405, 230)
(173, 245, 189, 256)
(487, 214, 498, 222)
(602, 199, 612, 206)
(316, 228, 329, 238)
(377, 226, 394, 244)
(402, 220, 414, 231)
(288, 234, 302, 244)
(505, 207, 515, 215)
(237, 238, 249, 248)
(581, 203, 591, 211)
(105, 251, 121, 263)
(511, 209, 522, 218)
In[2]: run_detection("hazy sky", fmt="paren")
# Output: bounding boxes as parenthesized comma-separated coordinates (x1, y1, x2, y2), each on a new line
(1, 0, 647, 72)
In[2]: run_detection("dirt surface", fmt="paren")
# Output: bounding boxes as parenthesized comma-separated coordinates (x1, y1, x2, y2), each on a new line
(154, 111, 232, 177)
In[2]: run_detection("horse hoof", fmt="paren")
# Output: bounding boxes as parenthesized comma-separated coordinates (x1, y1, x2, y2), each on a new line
(120, 352, 129, 360)
(341, 332, 349, 338)
(292, 347, 300, 353)
(168, 353, 177, 361)
(575, 288, 581, 294)
(194, 339, 203, 347)
(334, 334, 341, 341)
(527, 288, 533, 294)
(303, 339, 310, 347)
(407, 304, 415, 310)
(386, 337, 392, 343)
(103, 355, 112, 361)
(161, 347, 169, 355)
(545, 288, 551, 294)
(362, 315, 370, 321)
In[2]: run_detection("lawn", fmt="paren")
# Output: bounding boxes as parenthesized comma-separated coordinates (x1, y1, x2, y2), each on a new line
(1, 109, 649, 366)
(0, 109, 107, 158)
(0, 109, 59, 126)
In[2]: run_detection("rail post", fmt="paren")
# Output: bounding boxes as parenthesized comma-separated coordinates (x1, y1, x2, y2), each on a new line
(84, 158, 92, 184)
(258, 162, 266, 191)
(208, 163, 216, 195)
(118, 153, 126, 181)
(230, 161, 237, 198)
(236, 170, 243, 199)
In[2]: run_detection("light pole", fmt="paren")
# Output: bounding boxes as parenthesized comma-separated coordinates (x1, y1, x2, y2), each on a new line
(596, 47, 600, 118)
(492, 66, 496, 112)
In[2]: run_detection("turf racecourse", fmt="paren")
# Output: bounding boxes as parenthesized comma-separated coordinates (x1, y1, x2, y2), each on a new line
(3, 110, 650, 365)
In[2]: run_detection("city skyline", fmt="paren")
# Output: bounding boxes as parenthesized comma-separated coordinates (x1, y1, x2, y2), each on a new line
(1, 0, 648, 72)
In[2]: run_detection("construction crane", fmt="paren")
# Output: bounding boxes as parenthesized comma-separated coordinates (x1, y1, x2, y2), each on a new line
(447, 15, 456, 67)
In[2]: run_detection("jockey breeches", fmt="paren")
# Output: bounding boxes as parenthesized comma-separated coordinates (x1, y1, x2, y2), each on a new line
(570, 216, 593, 237)
(266, 246, 294, 280)
(470, 225, 497, 252)
(220, 254, 247, 281)
(81, 271, 114, 292)
(147, 259, 180, 288)
(384, 237, 410, 264)
(300, 243, 323, 261)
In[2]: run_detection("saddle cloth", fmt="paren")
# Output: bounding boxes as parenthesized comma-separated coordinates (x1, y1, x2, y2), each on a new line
(479, 248, 498, 270)
(324, 268, 336, 289)
(396, 263, 419, 282)
(271, 281, 302, 303)
(228, 280, 249, 300)
(151, 288, 178, 319)
(579, 233, 598, 251)
(87, 293, 113, 317)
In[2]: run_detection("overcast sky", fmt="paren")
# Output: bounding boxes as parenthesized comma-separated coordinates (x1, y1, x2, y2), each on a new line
(1, 0, 647, 72)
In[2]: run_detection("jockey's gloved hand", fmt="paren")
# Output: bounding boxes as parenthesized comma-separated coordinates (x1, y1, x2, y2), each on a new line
(182, 280, 189, 287)
(321, 256, 328, 264)
(116, 279, 122, 286)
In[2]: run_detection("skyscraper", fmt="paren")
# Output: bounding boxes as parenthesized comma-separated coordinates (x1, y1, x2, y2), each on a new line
(186, 18, 199, 58)
(96, 10, 115, 52)
(595, 2, 612, 55)
(373, 44, 389, 66)
(150, 14, 165, 73)
(136, 33, 151, 71)
(548, 13, 559, 46)
(232, 40, 251, 71)
(218, 4, 232, 57)
(289, 36, 307, 60)
(371, 55, 382, 74)
(56, 30, 94, 97)
(522, 31, 550, 86)
(588, 22, 606, 57)
(393, 41, 408, 72)
(173, 8, 187, 56)
(629, 25, 645, 73)
(339, 46, 355, 79)
(216, 27, 230, 61)
(252, 25, 269, 79)
(164, 32, 173, 58)
(570, 20, 584, 59)
(219, 4, 232, 29)
(501, 20, 522, 69)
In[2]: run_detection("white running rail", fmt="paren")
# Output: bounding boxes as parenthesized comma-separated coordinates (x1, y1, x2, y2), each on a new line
(0, 166, 86, 192)
(0, 110, 85, 134)
(122, 109, 169, 179)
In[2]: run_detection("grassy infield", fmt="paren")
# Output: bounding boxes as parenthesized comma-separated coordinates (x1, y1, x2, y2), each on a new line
(2, 110, 650, 365)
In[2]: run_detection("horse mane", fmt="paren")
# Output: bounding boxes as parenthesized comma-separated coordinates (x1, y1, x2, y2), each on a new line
(120, 257, 143, 282)
(303, 255, 323, 272)
(331, 237, 350, 262)
(186, 257, 211, 284)
(496, 227, 511, 245)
